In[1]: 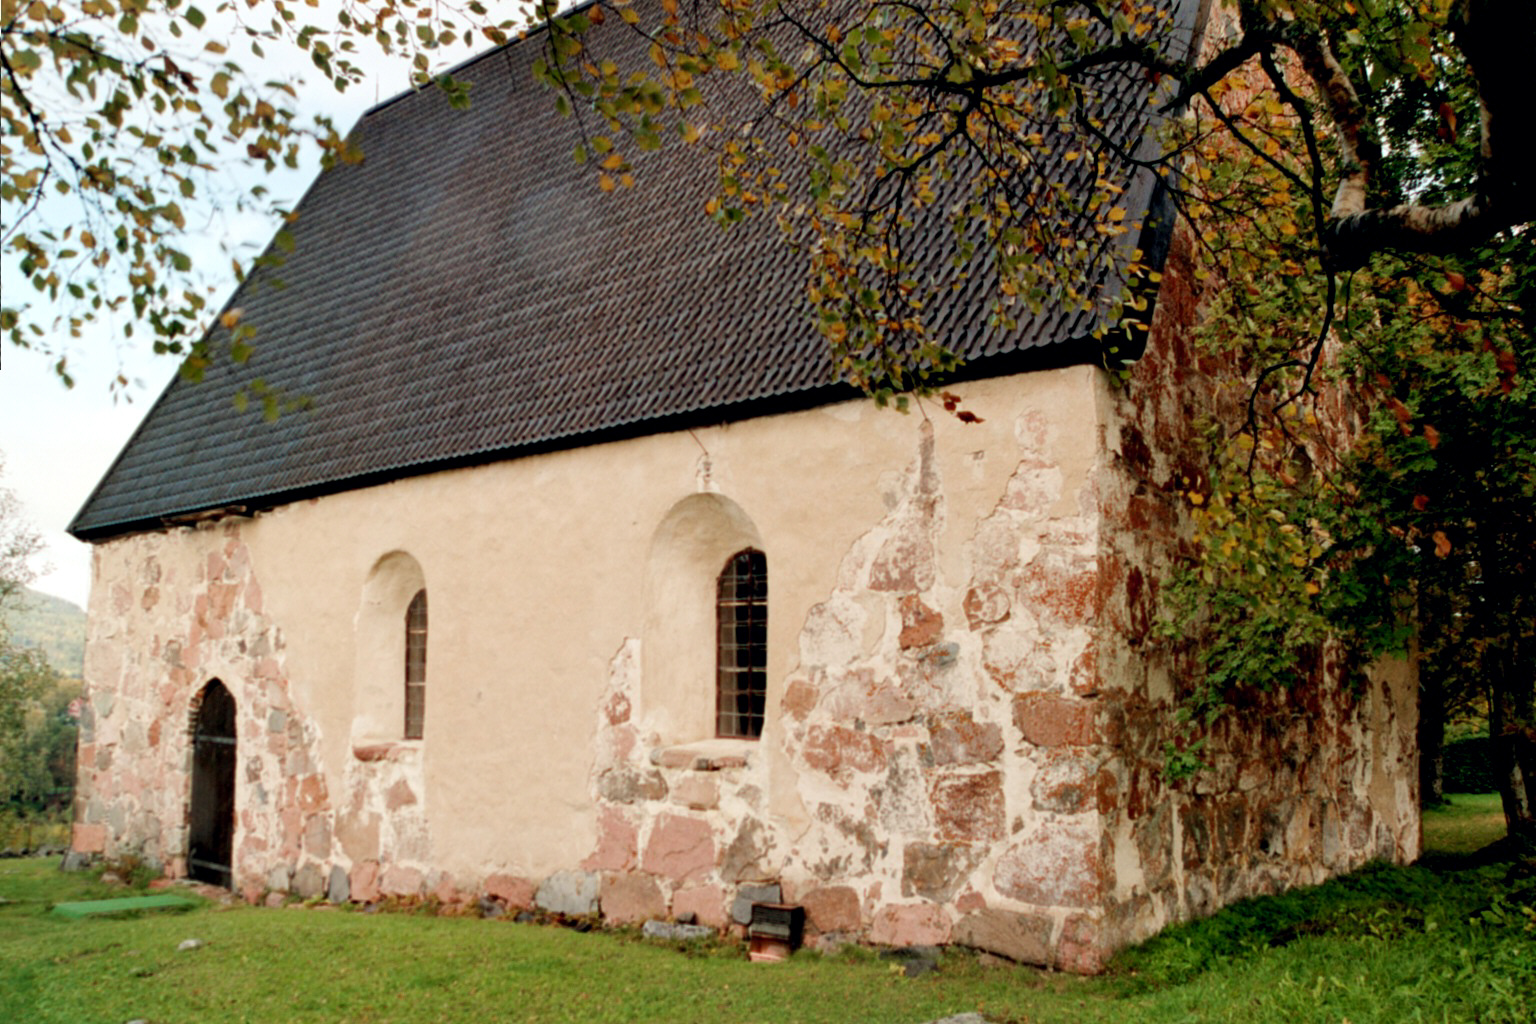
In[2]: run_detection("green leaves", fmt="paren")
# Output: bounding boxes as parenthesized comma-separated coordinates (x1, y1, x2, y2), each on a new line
(9, 48, 44, 73)
(3, 0, 524, 378)
(1155, 34, 1535, 779)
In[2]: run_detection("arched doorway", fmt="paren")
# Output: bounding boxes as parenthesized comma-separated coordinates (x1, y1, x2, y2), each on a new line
(188, 680, 236, 887)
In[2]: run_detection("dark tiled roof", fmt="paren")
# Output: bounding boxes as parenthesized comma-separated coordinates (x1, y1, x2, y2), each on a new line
(69, 3, 1181, 540)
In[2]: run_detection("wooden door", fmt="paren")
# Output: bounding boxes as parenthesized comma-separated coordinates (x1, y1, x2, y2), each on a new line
(188, 680, 236, 887)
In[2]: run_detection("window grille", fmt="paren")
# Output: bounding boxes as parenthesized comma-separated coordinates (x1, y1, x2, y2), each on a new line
(404, 589, 427, 739)
(717, 549, 767, 739)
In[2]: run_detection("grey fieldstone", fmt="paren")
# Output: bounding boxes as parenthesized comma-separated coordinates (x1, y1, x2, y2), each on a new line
(122, 721, 147, 755)
(730, 883, 782, 925)
(176, 938, 205, 952)
(292, 862, 325, 901)
(902, 842, 976, 903)
(717, 819, 771, 883)
(928, 642, 961, 668)
(534, 870, 599, 916)
(642, 920, 715, 941)
(596, 766, 669, 804)
(327, 865, 350, 904)
(59, 851, 93, 872)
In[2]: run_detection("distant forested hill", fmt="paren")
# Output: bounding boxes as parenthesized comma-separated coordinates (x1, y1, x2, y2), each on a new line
(3, 588, 86, 679)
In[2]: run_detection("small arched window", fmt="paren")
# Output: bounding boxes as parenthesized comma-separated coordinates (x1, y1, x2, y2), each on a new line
(716, 549, 767, 739)
(404, 589, 428, 739)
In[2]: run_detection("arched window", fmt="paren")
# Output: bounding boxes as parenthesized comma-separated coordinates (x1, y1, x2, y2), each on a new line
(716, 549, 767, 739)
(404, 589, 428, 740)
(643, 494, 765, 744)
(352, 551, 426, 747)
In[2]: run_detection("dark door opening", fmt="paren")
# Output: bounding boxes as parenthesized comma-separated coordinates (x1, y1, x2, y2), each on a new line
(188, 680, 236, 888)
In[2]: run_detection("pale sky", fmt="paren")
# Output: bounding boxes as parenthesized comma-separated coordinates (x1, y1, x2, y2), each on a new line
(1, 10, 483, 608)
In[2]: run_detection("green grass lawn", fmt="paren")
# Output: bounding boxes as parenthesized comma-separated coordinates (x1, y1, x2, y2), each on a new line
(2, 806, 1530, 1024)
(1423, 792, 1509, 857)
(0, 807, 70, 853)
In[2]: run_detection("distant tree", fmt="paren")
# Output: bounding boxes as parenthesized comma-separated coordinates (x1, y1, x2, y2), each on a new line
(1417, 581, 1490, 807)
(7, 587, 87, 679)
(0, 456, 42, 607)
(1, 674, 78, 811)
(0, 457, 57, 802)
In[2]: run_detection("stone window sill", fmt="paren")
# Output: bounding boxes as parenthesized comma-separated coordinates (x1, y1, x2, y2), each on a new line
(649, 738, 755, 771)
(352, 740, 421, 763)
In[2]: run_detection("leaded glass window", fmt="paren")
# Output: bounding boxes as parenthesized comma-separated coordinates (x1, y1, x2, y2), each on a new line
(716, 549, 767, 739)
(404, 589, 427, 739)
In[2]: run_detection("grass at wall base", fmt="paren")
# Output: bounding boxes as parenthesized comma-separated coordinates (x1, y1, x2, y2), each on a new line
(1, 799, 1528, 1024)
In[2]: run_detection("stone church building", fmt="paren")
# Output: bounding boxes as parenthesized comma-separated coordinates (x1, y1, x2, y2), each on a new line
(67, 1, 1417, 971)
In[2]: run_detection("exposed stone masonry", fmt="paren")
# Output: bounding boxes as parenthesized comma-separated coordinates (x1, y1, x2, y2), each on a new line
(573, 411, 1129, 965)
(1085, 227, 1419, 966)
(73, 530, 334, 901)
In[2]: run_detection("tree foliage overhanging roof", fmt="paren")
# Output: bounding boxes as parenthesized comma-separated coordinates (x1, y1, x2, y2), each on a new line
(67, 1, 1185, 541)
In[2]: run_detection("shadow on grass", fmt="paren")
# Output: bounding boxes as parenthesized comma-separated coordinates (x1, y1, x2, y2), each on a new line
(1106, 835, 1535, 997)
